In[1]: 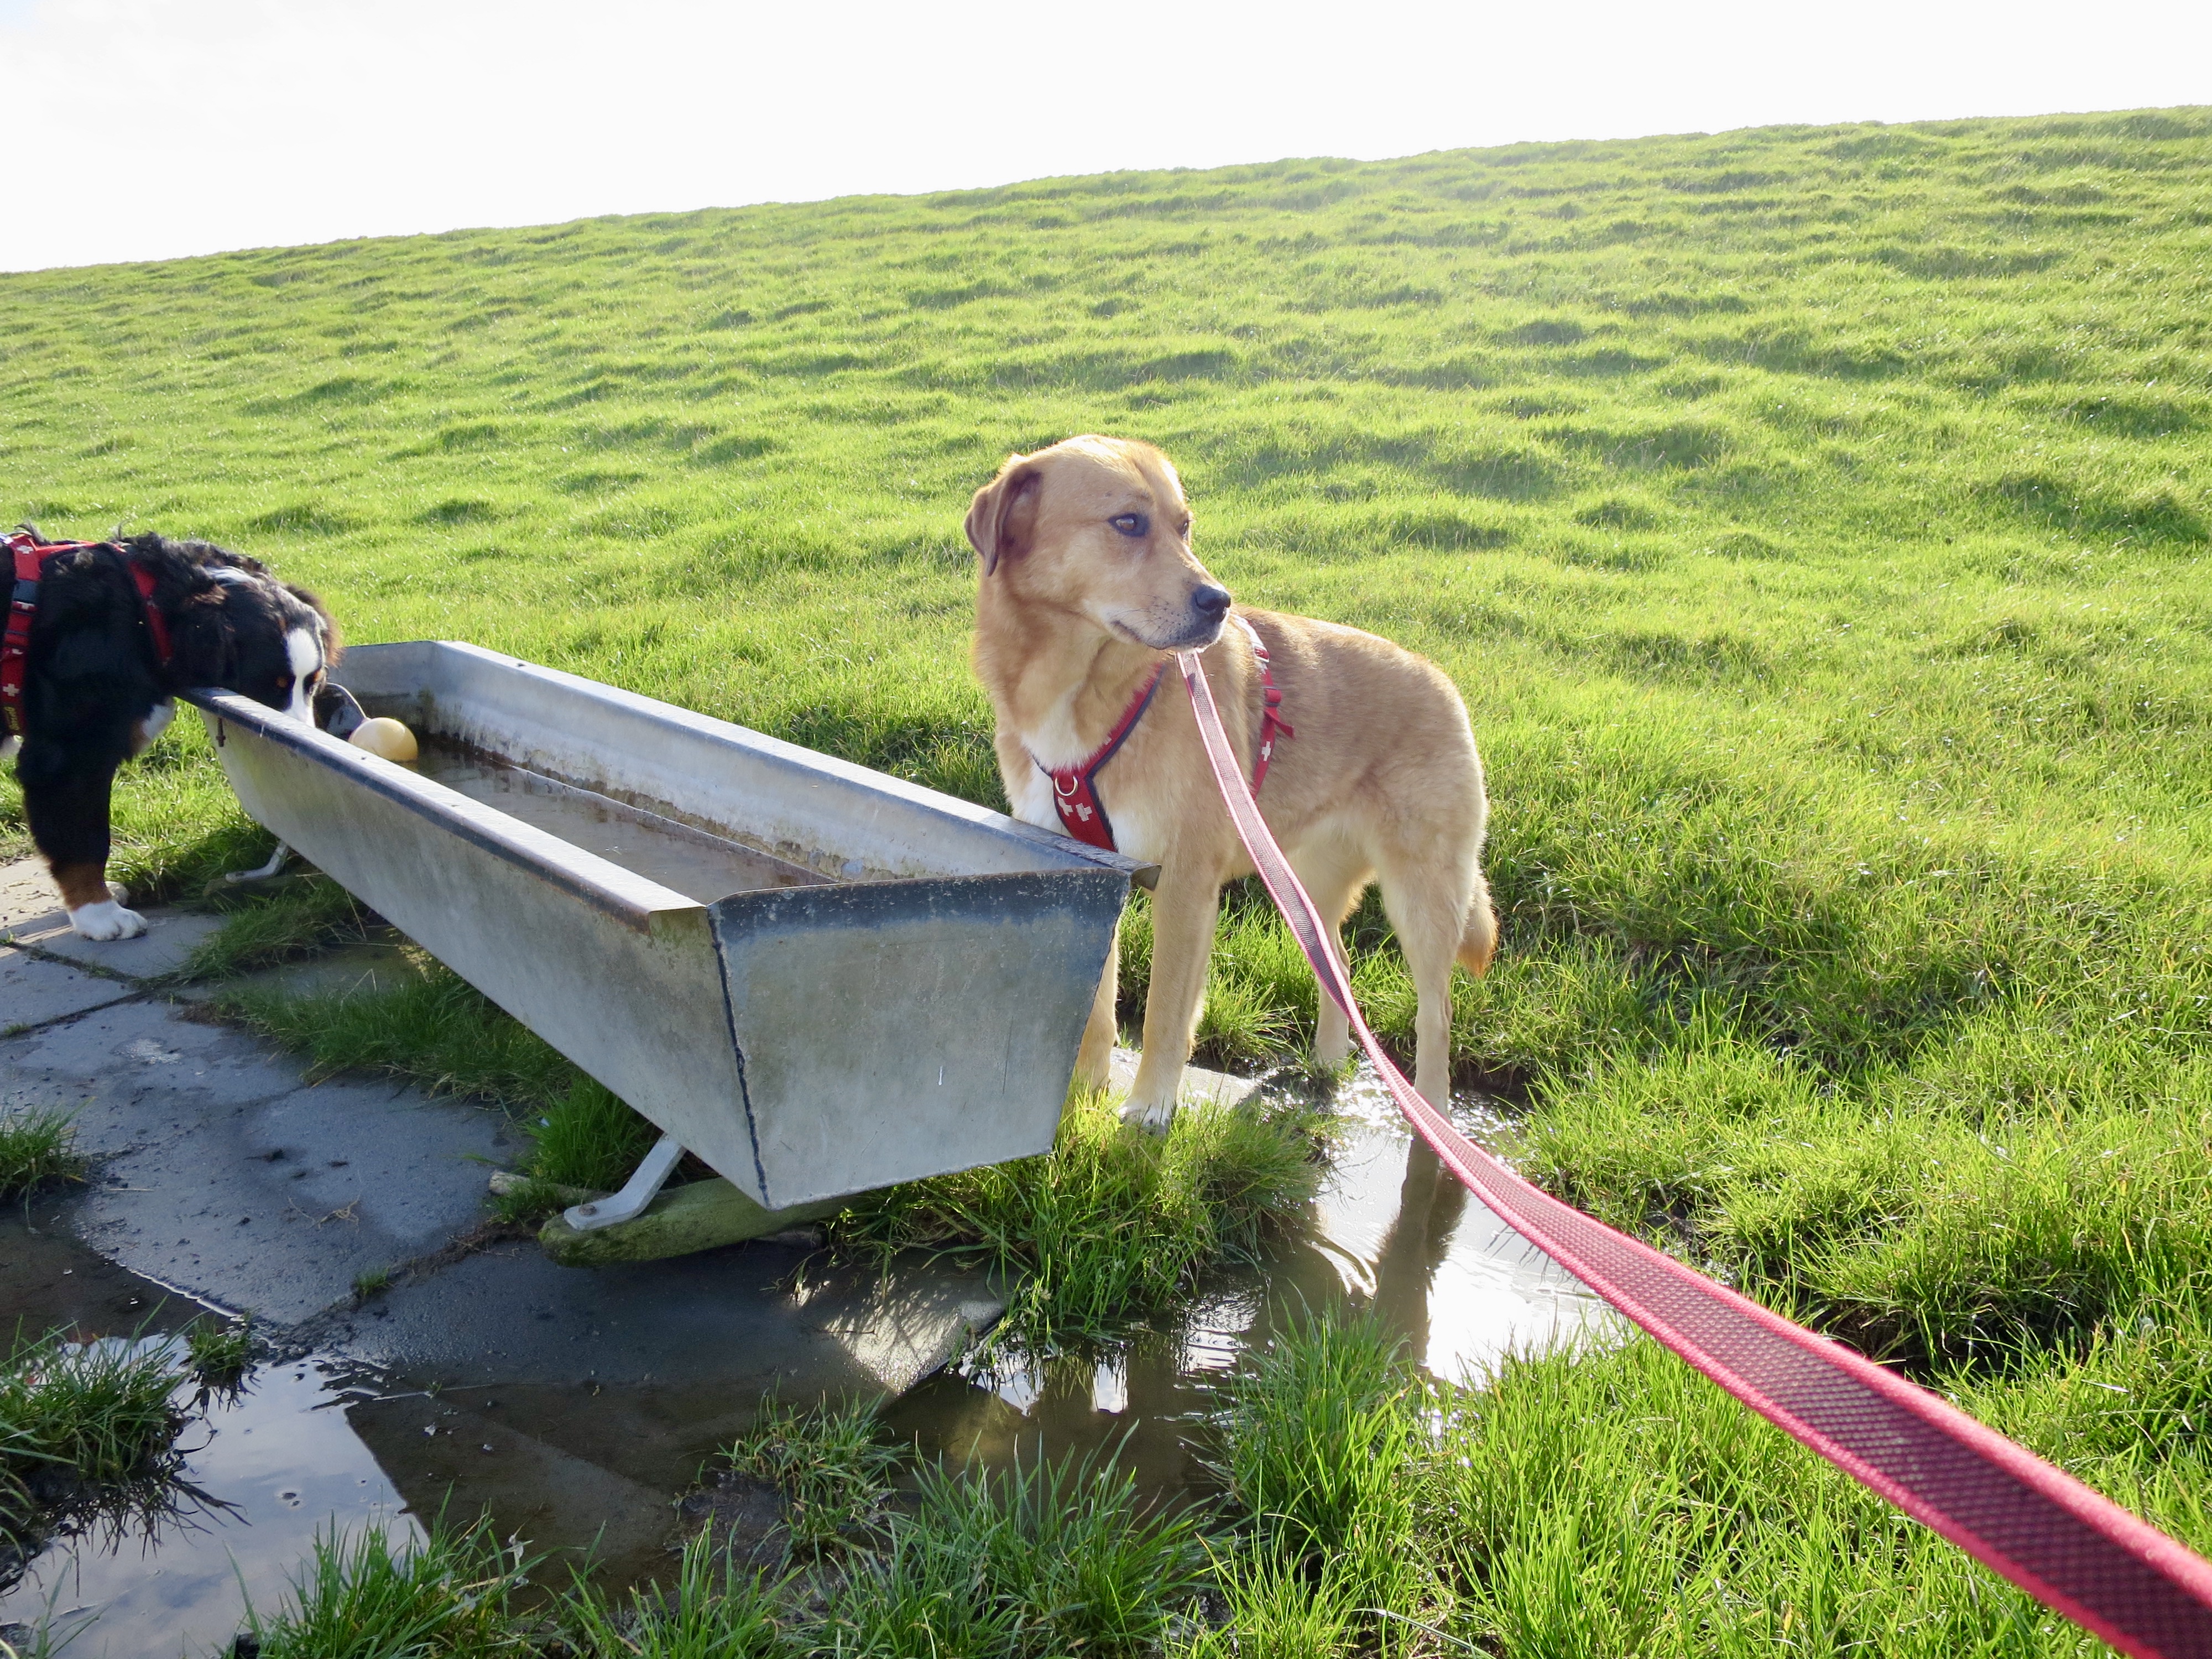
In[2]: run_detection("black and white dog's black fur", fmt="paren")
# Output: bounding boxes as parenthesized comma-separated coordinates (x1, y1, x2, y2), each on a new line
(3, 530, 341, 940)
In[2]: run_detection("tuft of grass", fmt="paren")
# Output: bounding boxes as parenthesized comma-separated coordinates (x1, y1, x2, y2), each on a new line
(0, 1330, 189, 1554)
(0, 1331, 187, 1494)
(824, 1447, 1208, 1659)
(526, 1079, 659, 1194)
(184, 1319, 254, 1388)
(1417, 1332, 2093, 1655)
(0, 1110, 83, 1198)
(351, 1267, 391, 1302)
(1179, 1547, 1359, 1659)
(1517, 1022, 2212, 1376)
(487, 1175, 587, 1228)
(720, 1395, 899, 1558)
(560, 1528, 790, 1657)
(177, 874, 370, 982)
(1211, 1310, 1421, 1632)
(225, 956, 587, 1111)
(831, 1090, 1324, 1353)
(240, 1516, 533, 1659)
(233, 1454, 1202, 1659)
(1192, 1305, 2190, 1655)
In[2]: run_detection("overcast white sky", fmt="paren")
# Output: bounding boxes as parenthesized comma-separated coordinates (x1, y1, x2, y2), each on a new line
(2, 0, 2206, 273)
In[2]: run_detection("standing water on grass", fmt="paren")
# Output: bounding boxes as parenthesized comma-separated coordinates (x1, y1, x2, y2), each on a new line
(886, 1068, 1614, 1493)
(0, 1070, 1608, 1656)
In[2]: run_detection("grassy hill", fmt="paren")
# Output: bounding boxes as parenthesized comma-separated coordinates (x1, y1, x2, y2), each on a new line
(6, 106, 2212, 1650)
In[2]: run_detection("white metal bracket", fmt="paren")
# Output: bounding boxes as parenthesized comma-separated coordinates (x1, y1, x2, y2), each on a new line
(562, 1133, 684, 1232)
(225, 841, 293, 883)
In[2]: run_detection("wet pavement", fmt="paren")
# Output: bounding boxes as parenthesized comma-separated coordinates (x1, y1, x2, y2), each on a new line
(0, 855, 1610, 1656)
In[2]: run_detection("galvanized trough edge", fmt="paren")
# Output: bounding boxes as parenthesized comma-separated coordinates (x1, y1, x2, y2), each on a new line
(183, 688, 694, 935)
(363, 642, 1156, 886)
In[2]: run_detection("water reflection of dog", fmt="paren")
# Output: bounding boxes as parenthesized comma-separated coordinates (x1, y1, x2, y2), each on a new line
(1364, 1138, 1472, 1373)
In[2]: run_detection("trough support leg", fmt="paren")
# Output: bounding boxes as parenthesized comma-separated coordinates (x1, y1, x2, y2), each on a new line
(564, 1133, 684, 1232)
(226, 841, 292, 883)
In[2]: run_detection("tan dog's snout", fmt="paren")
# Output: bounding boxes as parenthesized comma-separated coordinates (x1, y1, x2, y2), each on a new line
(1168, 578, 1232, 649)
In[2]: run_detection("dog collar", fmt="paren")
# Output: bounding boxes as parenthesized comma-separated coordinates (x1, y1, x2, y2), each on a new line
(2, 533, 175, 740)
(1029, 616, 1296, 853)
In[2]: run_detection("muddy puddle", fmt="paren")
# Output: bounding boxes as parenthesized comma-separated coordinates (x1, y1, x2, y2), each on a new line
(0, 1212, 402, 1656)
(1, 1069, 1611, 1656)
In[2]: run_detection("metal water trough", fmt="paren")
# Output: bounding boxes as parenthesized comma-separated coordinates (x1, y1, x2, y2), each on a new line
(184, 641, 1142, 1218)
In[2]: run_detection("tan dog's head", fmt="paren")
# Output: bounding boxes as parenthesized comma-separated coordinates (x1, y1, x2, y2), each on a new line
(966, 435, 1231, 651)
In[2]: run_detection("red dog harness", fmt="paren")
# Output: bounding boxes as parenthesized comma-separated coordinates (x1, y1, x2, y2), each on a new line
(1036, 614, 1293, 852)
(2, 532, 174, 740)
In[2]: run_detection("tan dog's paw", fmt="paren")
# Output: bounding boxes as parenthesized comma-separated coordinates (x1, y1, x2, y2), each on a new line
(1119, 1095, 1179, 1134)
(70, 899, 148, 941)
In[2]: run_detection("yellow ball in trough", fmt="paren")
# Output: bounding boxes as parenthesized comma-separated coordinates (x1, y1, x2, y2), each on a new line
(348, 716, 419, 763)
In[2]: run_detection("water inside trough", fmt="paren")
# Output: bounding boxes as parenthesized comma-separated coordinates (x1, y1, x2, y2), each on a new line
(409, 738, 828, 904)
(0, 1071, 1610, 1656)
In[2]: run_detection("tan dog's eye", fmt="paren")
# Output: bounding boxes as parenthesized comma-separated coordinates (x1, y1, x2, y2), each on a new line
(1177, 518, 1193, 539)
(1110, 513, 1149, 538)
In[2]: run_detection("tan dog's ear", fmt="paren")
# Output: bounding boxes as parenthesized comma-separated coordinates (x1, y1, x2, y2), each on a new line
(965, 455, 1042, 577)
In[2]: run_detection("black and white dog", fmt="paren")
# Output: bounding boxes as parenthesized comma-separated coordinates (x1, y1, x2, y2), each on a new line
(2, 528, 347, 939)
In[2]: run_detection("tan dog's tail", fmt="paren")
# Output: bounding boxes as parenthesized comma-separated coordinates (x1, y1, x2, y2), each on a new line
(1458, 895, 1498, 977)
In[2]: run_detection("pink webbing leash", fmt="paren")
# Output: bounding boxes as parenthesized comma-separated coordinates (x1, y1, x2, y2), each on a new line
(1173, 649, 2212, 1658)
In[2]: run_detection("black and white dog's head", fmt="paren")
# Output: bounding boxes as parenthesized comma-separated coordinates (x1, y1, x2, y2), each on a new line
(137, 535, 342, 721)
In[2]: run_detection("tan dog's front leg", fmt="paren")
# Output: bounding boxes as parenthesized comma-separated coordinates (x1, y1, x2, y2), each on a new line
(1072, 917, 1120, 1091)
(1122, 870, 1222, 1131)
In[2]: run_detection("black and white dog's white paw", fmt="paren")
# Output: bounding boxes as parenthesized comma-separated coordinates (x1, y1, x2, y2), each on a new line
(70, 888, 148, 940)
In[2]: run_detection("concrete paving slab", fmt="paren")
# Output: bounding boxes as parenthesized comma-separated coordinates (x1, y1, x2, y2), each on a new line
(168, 936, 421, 1006)
(0, 858, 57, 929)
(346, 1387, 679, 1577)
(1110, 1046, 1264, 1108)
(1, 996, 306, 1109)
(4, 904, 228, 983)
(328, 1232, 1000, 1392)
(0, 1198, 206, 1339)
(66, 1075, 522, 1324)
(3, 997, 523, 1323)
(1, 946, 138, 1035)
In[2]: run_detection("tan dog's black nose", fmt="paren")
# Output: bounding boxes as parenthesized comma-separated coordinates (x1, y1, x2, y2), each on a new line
(1191, 585, 1230, 622)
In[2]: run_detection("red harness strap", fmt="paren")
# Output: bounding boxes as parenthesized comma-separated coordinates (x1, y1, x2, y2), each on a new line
(1234, 614, 1295, 796)
(1, 533, 174, 740)
(1034, 616, 1295, 852)
(127, 557, 173, 666)
(1039, 664, 1164, 850)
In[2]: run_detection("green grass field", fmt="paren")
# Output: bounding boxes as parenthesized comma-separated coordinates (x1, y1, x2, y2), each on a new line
(6, 104, 2212, 1649)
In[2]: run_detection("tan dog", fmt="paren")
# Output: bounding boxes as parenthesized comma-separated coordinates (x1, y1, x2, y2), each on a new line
(967, 435, 1495, 1126)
